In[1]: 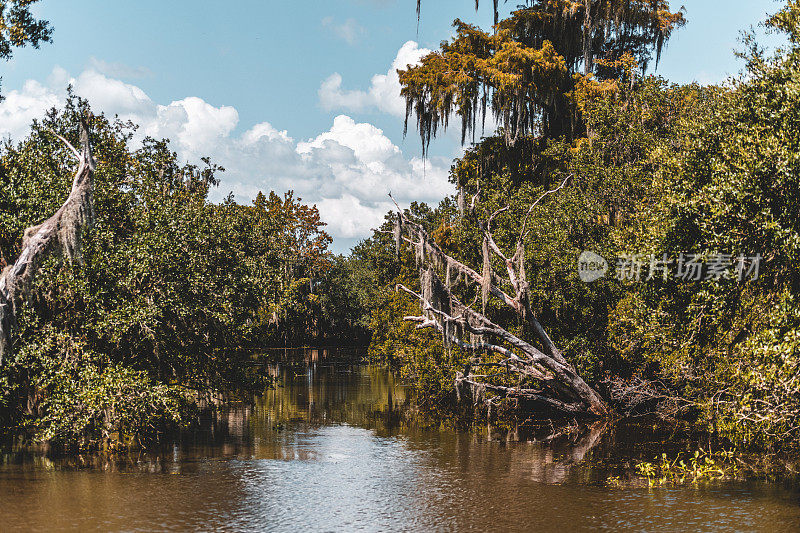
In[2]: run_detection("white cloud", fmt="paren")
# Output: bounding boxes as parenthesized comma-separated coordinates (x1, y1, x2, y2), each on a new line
(155, 97, 239, 158)
(319, 40, 430, 117)
(0, 65, 452, 244)
(0, 79, 60, 141)
(72, 69, 155, 117)
(298, 115, 398, 163)
(32, 68, 240, 159)
(242, 122, 293, 144)
(316, 195, 395, 238)
(322, 17, 366, 46)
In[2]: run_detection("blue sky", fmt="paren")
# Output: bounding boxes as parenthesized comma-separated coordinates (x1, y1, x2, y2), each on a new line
(0, 0, 787, 251)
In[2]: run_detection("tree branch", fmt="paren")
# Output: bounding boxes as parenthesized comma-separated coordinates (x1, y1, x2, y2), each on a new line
(391, 178, 607, 417)
(0, 119, 96, 364)
(517, 173, 572, 245)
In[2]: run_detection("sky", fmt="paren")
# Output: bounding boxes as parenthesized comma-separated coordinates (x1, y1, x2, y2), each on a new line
(0, 0, 787, 252)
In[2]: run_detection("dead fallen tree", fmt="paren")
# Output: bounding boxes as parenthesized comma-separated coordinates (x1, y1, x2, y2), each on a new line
(392, 176, 607, 417)
(0, 119, 95, 364)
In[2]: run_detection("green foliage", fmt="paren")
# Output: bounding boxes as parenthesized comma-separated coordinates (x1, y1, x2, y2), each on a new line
(368, 290, 472, 417)
(247, 190, 335, 344)
(0, 0, 51, 60)
(635, 450, 732, 486)
(37, 360, 189, 451)
(713, 291, 800, 447)
(0, 0, 52, 99)
(0, 96, 337, 448)
(366, 0, 800, 452)
(402, 0, 685, 148)
(609, 0, 800, 447)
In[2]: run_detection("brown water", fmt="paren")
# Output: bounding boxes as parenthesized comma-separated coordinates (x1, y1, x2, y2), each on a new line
(1, 364, 799, 532)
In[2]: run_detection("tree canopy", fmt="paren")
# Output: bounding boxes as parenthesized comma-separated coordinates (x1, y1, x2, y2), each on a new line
(402, 0, 685, 150)
(0, 96, 360, 448)
(0, 0, 52, 98)
(354, 0, 800, 452)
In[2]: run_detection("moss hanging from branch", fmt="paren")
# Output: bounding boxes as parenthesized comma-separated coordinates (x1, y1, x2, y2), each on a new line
(0, 119, 96, 364)
(402, 1, 685, 152)
(391, 174, 607, 417)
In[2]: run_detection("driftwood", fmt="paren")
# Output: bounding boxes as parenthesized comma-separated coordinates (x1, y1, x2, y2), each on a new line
(0, 120, 96, 364)
(392, 175, 607, 417)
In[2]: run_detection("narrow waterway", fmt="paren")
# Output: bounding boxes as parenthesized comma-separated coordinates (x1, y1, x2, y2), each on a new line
(1, 364, 799, 532)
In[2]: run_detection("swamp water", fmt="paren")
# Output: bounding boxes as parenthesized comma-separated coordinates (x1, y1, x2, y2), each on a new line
(1, 364, 799, 532)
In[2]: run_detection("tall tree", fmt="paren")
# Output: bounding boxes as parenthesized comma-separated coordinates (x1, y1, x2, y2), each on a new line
(403, 0, 685, 149)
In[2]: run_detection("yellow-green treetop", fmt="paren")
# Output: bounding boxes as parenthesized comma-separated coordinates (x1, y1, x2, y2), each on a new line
(403, 1, 685, 151)
(0, 0, 51, 61)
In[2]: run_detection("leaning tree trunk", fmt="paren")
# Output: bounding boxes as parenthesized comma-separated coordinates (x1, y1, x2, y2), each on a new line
(391, 175, 607, 417)
(0, 119, 96, 364)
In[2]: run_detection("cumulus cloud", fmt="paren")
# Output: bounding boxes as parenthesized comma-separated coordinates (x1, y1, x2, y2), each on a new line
(72, 69, 154, 117)
(319, 40, 503, 148)
(319, 40, 430, 117)
(0, 65, 452, 244)
(322, 16, 366, 46)
(0, 79, 61, 141)
(223, 113, 451, 238)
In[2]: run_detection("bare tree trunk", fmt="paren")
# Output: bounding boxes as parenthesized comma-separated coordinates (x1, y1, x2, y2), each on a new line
(391, 176, 607, 417)
(0, 120, 95, 364)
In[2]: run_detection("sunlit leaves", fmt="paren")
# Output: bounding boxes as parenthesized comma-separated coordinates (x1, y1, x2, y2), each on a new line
(0, 0, 52, 100)
(402, 0, 685, 151)
(0, 95, 334, 447)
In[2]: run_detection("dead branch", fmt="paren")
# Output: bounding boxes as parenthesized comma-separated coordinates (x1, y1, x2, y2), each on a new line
(0, 120, 96, 364)
(390, 178, 606, 418)
(517, 173, 572, 245)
